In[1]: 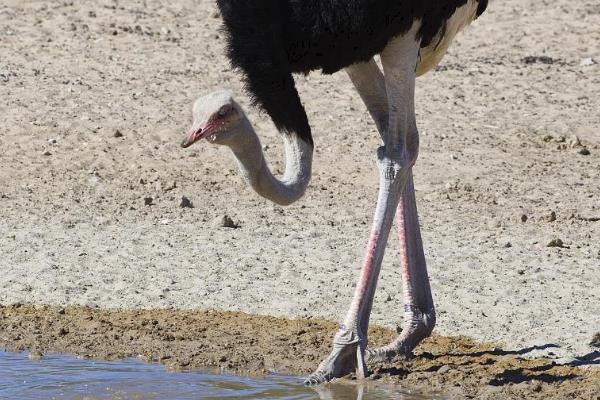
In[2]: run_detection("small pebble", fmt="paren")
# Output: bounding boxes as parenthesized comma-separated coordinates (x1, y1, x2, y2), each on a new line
(164, 181, 177, 192)
(113, 129, 123, 138)
(42, 150, 51, 156)
(568, 135, 581, 148)
(144, 197, 154, 206)
(578, 148, 590, 156)
(180, 196, 194, 208)
(504, 242, 512, 248)
(590, 333, 600, 347)
(546, 211, 557, 222)
(438, 365, 451, 374)
(547, 238, 564, 248)
(212, 215, 238, 228)
(521, 214, 528, 223)
(580, 57, 596, 67)
(542, 135, 553, 142)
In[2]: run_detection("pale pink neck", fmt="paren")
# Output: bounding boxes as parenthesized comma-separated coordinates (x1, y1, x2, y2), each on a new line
(229, 119, 313, 206)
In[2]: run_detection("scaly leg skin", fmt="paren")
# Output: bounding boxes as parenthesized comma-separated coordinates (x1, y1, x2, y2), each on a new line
(305, 148, 408, 385)
(367, 172, 436, 363)
(305, 31, 422, 386)
(345, 59, 388, 139)
(347, 55, 436, 365)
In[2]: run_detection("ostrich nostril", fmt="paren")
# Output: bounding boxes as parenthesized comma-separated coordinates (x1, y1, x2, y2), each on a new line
(181, 126, 204, 148)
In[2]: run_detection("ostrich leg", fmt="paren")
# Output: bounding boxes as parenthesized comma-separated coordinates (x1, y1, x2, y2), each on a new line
(346, 59, 388, 139)
(305, 32, 422, 385)
(367, 172, 436, 362)
(347, 61, 436, 363)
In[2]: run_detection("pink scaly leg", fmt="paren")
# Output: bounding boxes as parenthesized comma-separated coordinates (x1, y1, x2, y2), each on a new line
(305, 31, 423, 385)
(347, 58, 436, 364)
(367, 172, 436, 363)
(304, 147, 407, 385)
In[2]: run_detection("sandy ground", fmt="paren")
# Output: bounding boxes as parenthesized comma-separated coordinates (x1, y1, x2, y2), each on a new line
(2, 304, 599, 399)
(0, 0, 599, 393)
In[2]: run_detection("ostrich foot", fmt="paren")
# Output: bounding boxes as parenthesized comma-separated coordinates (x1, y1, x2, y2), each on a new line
(367, 307, 435, 363)
(304, 328, 368, 385)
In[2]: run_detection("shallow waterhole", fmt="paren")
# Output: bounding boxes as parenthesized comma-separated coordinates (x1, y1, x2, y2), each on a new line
(0, 350, 436, 399)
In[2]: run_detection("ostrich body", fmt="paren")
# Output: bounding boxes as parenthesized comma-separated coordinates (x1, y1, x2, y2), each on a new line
(182, 0, 488, 384)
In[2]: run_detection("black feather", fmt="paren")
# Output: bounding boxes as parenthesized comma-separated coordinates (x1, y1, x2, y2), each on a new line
(217, 0, 488, 147)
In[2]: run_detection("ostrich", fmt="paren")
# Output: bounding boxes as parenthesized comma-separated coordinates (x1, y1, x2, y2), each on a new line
(181, 0, 488, 385)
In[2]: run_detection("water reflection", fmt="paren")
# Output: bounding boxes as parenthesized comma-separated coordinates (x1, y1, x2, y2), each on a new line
(0, 351, 430, 399)
(313, 380, 435, 400)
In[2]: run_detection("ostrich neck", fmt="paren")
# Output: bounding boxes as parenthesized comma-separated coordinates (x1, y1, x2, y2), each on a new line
(229, 119, 313, 206)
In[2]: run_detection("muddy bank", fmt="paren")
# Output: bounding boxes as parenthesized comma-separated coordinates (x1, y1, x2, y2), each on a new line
(1, 305, 597, 399)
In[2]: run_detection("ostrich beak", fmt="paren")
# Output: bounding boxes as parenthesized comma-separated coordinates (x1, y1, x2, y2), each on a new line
(181, 124, 208, 148)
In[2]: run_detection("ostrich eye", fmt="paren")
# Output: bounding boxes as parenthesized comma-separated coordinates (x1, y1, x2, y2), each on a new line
(217, 105, 232, 118)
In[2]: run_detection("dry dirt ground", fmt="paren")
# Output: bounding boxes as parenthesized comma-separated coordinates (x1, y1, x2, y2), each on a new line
(0, 0, 599, 398)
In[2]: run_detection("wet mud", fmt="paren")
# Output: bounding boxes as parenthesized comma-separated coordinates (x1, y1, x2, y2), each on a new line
(1, 304, 598, 399)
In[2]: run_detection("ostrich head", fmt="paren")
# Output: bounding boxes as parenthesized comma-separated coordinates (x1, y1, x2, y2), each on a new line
(181, 90, 245, 148)
(180, 89, 312, 206)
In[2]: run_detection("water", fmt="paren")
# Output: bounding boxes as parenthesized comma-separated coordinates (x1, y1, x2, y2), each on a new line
(0, 351, 434, 400)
